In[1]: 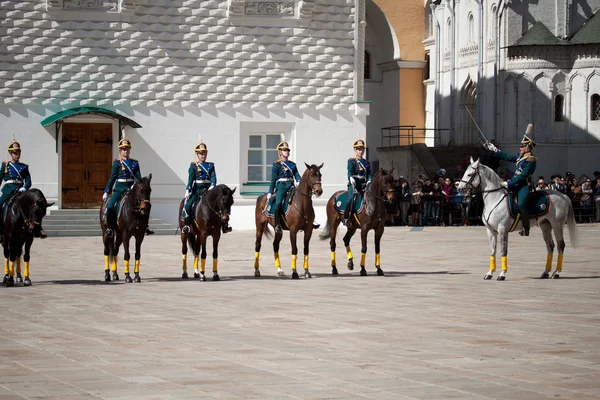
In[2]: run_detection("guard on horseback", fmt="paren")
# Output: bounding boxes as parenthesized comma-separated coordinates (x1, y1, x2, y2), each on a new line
(343, 139, 372, 226)
(182, 142, 231, 234)
(267, 141, 301, 233)
(485, 134, 537, 236)
(102, 138, 142, 238)
(0, 140, 47, 241)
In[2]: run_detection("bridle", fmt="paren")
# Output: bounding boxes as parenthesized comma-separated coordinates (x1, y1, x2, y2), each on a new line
(460, 167, 506, 194)
(299, 173, 322, 197)
(367, 176, 395, 203)
(204, 190, 232, 221)
(128, 182, 151, 213)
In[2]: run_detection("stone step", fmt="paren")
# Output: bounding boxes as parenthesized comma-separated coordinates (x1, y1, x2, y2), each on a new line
(44, 227, 178, 237)
(43, 218, 170, 225)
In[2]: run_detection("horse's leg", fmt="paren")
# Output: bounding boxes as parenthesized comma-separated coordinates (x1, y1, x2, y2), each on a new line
(329, 213, 341, 276)
(6, 252, 16, 287)
(497, 231, 509, 281)
(192, 235, 201, 279)
(123, 233, 133, 283)
(181, 232, 189, 279)
(2, 245, 8, 284)
(539, 220, 554, 279)
(484, 228, 498, 280)
(254, 222, 265, 277)
(211, 232, 221, 281)
(16, 255, 22, 283)
(133, 233, 143, 283)
(22, 239, 32, 286)
(103, 236, 111, 282)
(111, 235, 122, 281)
(343, 227, 357, 271)
(359, 227, 368, 276)
(303, 226, 313, 279)
(374, 224, 384, 276)
(273, 230, 285, 276)
(290, 229, 299, 279)
(551, 220, 566, 279)
(199, 232, 208, 281)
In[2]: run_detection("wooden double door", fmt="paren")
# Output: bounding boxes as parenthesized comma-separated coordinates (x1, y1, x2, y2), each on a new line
(62, 123, 113, 209)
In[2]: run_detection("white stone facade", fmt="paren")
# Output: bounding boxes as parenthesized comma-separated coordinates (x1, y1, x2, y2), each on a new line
(0, 0, 368, 229)
(425, 0, 600, 178)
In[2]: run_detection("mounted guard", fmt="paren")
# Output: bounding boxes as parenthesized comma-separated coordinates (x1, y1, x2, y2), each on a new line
(343, 139, 372, 226)
(267, 141, 301, 233)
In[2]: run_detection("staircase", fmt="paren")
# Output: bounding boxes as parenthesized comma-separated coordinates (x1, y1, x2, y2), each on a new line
(43, 209, 178, 237)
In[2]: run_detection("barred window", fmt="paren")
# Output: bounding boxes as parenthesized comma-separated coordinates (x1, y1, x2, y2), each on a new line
(364, 51, 371, 80)
(554, 95, 564, 122)
(591, 94, 600, 121)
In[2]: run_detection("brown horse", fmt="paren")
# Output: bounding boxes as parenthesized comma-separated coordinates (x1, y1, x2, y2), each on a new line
(178, 184, 236, 281)
(254, 163, 323, 279)
(100, 175, 152, 283)
(320, 168, 396, 276)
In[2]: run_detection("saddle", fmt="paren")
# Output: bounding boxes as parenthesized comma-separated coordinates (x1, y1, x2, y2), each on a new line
(1, 192, 21, 221)
(264, 187, 294, 218)
(507, 190, 551, 219)
(334, 191, 365, 215)
(180, 194, 205, 223)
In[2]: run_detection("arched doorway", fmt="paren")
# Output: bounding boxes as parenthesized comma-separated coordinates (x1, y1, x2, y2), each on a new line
(460, 76, 478, 145)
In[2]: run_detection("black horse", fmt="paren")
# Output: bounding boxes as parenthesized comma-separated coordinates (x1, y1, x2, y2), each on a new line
(178, 184, 236, 281)
(2, 189, 53, 287)
(100, 175, 152, 283)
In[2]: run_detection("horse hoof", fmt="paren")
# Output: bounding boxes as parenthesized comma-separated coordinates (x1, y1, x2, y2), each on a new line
(6, 276, 14, 287)
(182, 271, 188, 279)
(133, 274, 141, 283)
(16, 274, 23, 283)
(305, 270, 312, 279)
(552, 273, 560, 279)
(24, 277, 31, 286)
(213, 274, 220, 281)
(200, 274, 207, 282)
(112, 272, 119, 281)
(254, 269, 261, 277)
(193, 272, 200, 279)
(104, 271, 111, 282)
(360, 268, 367, 276)
(291, 271, 299, 279)
(2, 274, 7, 284)
(332, 267, 338, 275)
(277, 269, 286, 277)
(376, 268, 384, 276)
(125, 273, 133, 283)
(540, 271, 550, 279)
(347, 259, 354, 271)
(497, 275, 506, 281)
(483, 273, 493, 280)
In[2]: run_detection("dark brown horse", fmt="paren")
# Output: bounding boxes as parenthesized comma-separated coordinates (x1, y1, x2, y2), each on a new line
(100, 175, 152, 283)
(254, 163, 323, 279)
(178, 184, 236, 281)
(320, 168, 396, 276)
(2, 189, 53, 287)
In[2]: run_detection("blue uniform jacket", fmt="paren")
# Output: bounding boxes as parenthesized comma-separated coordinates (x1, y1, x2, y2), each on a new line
(186, 162, 217, 192)
(268, 160, 301, 194)
(104, 159, 142, 193)
(0, 161, 32, 192)
(347, 157, 372, 185)
(495, 151, 536, 189)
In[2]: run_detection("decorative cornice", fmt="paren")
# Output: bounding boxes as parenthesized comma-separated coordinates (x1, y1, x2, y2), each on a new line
(378, 60, 427, 72)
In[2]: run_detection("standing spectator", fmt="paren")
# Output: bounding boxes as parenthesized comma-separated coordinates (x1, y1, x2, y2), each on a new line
(571, 179, 583, 222)
(594, 177, 600, 222)
(410, 180, 423, 226)
(421, 177, 434, 226)
(559, 176, 571, 196)
(432, 182, 443, 226)
(581, 177, 594, 222)
(434, 169, 446, 185)
(397, 178, 411, 226)
(453, 181, 465, 226)
(453, 165, 464, 181)
(592, 171, 600, 191)
(442, 177, 455, 226)
(536, 177, 548, 191)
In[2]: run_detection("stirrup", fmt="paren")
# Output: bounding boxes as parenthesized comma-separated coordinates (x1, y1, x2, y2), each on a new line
(274, 224, 282, 233)
(222, 224, 232, 234)
(105, 228, 114, 238)
(182, 225, 190, 234)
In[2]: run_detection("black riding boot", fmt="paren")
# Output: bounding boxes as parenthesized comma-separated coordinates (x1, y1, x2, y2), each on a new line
(182, 216, 192, 234)
(33, 225, 48, 239)
(222, 221, 232, 234)
(343, 197, 354, 226)
(274, 212, 282, 233)
(520, 213, 530, 236)
(105, 211, 116, 238)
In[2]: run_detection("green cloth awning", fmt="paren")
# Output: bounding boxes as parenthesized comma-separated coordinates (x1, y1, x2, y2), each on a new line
(40, 106, 142, 128)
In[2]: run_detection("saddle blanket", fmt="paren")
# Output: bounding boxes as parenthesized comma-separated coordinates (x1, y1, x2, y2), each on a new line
(264, 191, 291, 218)
(507, 190, 551, 219)
(333, 191, 365, 214)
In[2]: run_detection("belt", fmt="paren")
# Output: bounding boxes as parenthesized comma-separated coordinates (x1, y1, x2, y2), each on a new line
(4, 180, 23, 184)
(117, 178, 134, 182)
(195, 180, 210, 184)
(277, 178, 293, 182)
(352, 175, 366, 179)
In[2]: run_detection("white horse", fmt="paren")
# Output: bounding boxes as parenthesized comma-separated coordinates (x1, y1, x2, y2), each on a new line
(457, 158, 579, 280)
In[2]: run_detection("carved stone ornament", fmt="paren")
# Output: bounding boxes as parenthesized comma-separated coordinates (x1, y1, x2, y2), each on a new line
(245, 2, 295, 16)
(298, 0, 316, 18)
(45, 0, 136, 12)
(228, 0, 312, 19)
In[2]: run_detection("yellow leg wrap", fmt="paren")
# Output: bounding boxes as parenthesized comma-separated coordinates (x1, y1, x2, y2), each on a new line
(124, 260, 130, 274)
(360, 253, 366, 267)
(104, 255, 109, 271)
(291, 254, 297, 271)
(193, 256, 199, 271)
(489, 255, 496, 271)
(274, 252, 281, 268)
(545, 253, 553, 270)
(346, 246, 352, 260)
(254, 251, 260, 269)
(200, 258, 206, 273)
(8, 260, 14, 277)
(212, 258, 218, 273)
(4, 258, 8, 275)
(557, 253, 564, 272)
(501, 256, 507, 271)
(23, 261, 30, 278)
(111, 256, 118, 272)
(16, 257, 21, 275)
(303, 255, 309, 270)
(134, 260, 140, 274)
(182, 254, 188, 271)
(331, 251, 336, 267)
(375, 253, 380, 267)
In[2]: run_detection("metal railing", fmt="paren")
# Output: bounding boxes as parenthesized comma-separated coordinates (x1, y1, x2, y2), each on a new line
(380, 126, 451, 147)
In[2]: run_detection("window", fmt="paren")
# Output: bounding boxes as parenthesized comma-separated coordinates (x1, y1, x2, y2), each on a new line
(364, 51, 371, 80)
(446, 19, 452, 50)
(554, 95, 564, 121)
(591, 94, 600, 120)
(247, 134, 281, 182)
(468, 13, 475, 44)
(424, 52, 430, 80)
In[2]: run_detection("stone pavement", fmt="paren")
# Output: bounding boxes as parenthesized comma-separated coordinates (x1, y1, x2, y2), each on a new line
(1, 225, 599, 400)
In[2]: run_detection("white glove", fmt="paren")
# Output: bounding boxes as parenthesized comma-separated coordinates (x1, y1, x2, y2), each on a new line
(208, 185, 214, 191)
(294, 180, 299, 187)
(349, 177, 356, 186)
(102, 192, 108, 201)
(485, 142, 498, 152)
(184, 190, 190, 200)
(266, 193, 272, 200)
(18, 187, 26, 193)
(501, 181, 508, 188)
(366, 180, 371, 186)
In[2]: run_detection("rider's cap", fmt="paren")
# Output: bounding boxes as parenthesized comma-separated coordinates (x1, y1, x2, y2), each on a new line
(7, 141, 21, 152)
(353, 139, 365, 149)
(520, 134, 536, 148)
(277, 141, 290, 151)
(118, 138, 132, 148)
(195, 143, 208, 153)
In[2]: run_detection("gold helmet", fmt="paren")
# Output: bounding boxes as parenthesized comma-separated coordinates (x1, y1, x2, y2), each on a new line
(520, 134, 536, 149)
(353, 139, 365, 149)
(7, 141, 21, 152)
(277, 141, 290, 152)
(118, 138, 132, 149)
(195, 143, 208, 153)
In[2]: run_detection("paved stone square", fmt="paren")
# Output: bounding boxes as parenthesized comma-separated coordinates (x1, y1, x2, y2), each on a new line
(1, 225, 599, 400)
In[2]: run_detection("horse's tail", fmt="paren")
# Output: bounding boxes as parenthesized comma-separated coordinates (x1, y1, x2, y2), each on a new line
(319, 222, 331, 240)
(566, 199, 580, 248)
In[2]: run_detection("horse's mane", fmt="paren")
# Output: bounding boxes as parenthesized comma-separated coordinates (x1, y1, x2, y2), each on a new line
(475, 162, 503, 187)
(364, 169, 392, 215)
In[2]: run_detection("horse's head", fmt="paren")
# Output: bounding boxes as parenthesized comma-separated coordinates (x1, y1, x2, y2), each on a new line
(17, 189, 54, 232)
(130, 174, 152, 214)
(303, 162, 324, 197)
(457, 157, 480, 193)
(214, 185, 236, 224)
(374, 168, 396, 204)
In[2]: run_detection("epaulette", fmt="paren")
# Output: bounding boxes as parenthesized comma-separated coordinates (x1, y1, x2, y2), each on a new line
(20, 162, 28, 167)
(206, 162, 214, 165)
(348, 158, 354, 161)
(527, 155, 536, 162)
(113, 158, 120, 162)
(129, 158, 138, 163)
